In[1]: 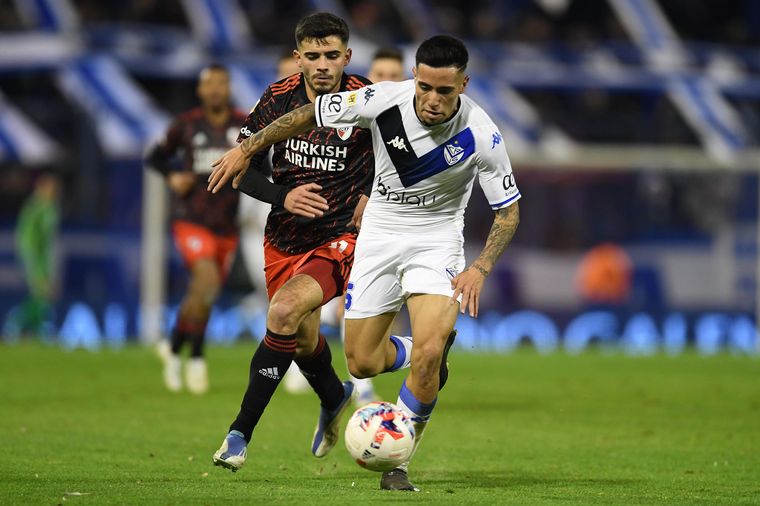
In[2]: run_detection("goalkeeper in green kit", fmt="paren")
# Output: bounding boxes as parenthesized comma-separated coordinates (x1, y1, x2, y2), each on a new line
(13, 174, 59, 337)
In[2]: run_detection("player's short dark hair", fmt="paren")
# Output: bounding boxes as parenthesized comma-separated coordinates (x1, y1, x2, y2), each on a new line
(415, 35, 468, 72)
(295, 12, 350, 46)
(372, 46, 403, 63)
(201, 63, 229, 75)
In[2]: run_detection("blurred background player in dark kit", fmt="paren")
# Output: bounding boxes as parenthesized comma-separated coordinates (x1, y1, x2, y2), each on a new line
(145, 65, 248, 394)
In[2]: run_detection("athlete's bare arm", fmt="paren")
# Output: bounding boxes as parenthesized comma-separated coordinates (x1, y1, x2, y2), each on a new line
(207, 104, 317, 193)
(450, 202, 520, 317)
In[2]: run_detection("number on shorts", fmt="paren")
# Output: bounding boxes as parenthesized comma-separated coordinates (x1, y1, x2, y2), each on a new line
(330, 240, 348, 253)
(345, 282, 354, 311)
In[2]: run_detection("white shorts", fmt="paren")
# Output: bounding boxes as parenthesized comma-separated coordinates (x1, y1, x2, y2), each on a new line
(344, 228, 465, 319)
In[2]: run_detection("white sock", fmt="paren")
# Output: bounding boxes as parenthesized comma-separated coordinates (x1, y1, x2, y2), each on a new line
(387, 335, 413, 372)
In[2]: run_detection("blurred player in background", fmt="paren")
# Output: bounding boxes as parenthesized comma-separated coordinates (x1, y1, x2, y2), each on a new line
(12, 173, 59, 338)
(211, 12, 375, 473)
(367, 46, 406, 83)
(208, 35, 521, 491)
(145, 64, 247, 394)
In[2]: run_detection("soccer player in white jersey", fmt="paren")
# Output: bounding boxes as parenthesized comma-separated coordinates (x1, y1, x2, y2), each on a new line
(208, 35, 520, 491)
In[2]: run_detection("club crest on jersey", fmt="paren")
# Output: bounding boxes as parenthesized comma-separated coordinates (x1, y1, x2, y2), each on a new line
(192, 132, 207, 146)
(336, 126, 353, 141)
(444, 141, 464, 166)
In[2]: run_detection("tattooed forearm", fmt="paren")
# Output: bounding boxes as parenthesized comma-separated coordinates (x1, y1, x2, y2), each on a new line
(240, 103, 317, 157)
(472, 203, 520, 275)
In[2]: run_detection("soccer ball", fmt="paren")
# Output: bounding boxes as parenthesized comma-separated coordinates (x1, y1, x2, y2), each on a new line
(344, 401, 415, 472)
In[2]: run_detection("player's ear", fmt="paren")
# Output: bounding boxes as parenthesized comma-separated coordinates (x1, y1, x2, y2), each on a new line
(412, 66, 417, 78)
(344, 47, 352, 66)
(461, 74, 469, 92)
(294, 49, 302, 68)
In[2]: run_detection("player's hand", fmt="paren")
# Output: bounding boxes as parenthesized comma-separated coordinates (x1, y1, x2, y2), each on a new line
(449, 265, 488, 318)
(351, 194, 369, 231)
(207, 145, 250, 193)
(284, 183, 329, 218)
(168, 172, 195, 196)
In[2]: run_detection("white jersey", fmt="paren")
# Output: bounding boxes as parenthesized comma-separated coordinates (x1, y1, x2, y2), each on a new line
(315, 79, 520, 233)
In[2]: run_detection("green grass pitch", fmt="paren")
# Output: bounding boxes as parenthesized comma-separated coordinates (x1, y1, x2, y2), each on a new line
(1, 342, 758, 505)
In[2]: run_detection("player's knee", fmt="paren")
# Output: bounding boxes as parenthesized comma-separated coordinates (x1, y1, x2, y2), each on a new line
(267, 298, 301, 332)
(346, 354, 381, 379)
(189, 261, 222, 301)
(411, 342, 444, 377)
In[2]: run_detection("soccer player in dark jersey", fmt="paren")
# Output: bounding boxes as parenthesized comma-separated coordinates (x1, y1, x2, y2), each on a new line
(145, 64, 248, 394)
(211, 13, 374, 472)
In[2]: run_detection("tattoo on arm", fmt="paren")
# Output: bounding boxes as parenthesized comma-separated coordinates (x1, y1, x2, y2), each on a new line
(239, 103, 317, 157)
(472, 203, 520, 275)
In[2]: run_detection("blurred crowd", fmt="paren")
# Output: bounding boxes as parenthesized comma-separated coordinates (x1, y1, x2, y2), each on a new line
(0, 0, 757, 45)
(0, 0, 758, 328)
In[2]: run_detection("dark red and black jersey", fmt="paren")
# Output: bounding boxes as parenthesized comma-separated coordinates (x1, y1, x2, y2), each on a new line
(145, 107, 248, 236)
(238, 73, 374, 254)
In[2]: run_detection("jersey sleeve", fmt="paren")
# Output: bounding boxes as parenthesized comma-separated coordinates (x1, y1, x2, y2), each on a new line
(144, 118, 184, 175)
(475, 127, 521, 210)
(314, 84, 387, 129)
(237, 88, 277, 174)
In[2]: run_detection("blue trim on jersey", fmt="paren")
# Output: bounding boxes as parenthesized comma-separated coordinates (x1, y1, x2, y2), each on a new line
(0, 123, 19, 160)
(491, 191, 521, 209)
(376, 105, 476, 188)
(398, 127, 476, 188)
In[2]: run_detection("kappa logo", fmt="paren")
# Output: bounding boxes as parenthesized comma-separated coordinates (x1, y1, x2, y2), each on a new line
(386, 136, 409, 152)
(444, 141, 464, 166)
(491, 131, 503, 149)
(258, 367, 280, 380)
(364, 87, 375, 104)
(336, 127, 353, 141)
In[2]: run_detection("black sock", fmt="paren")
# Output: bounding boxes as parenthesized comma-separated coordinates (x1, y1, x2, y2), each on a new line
(230, 328, 296, 441)
(295, 334, 344, 411)
(189, 331, 205, 358)
(172, 317, 208, 357)
(170, 326, 187, 355)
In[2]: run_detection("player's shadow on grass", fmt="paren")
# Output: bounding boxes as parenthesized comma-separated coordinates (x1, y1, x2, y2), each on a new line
(420, 471, 640, 490)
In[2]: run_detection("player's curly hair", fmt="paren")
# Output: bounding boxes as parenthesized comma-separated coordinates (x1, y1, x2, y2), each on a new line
(295, 12, 350, 46)
(415, 35, 468, 72)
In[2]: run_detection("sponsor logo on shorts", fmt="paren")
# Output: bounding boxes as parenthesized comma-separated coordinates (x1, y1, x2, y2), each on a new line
(445, 267, 459, 279)
(240, 125, 252, 137)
